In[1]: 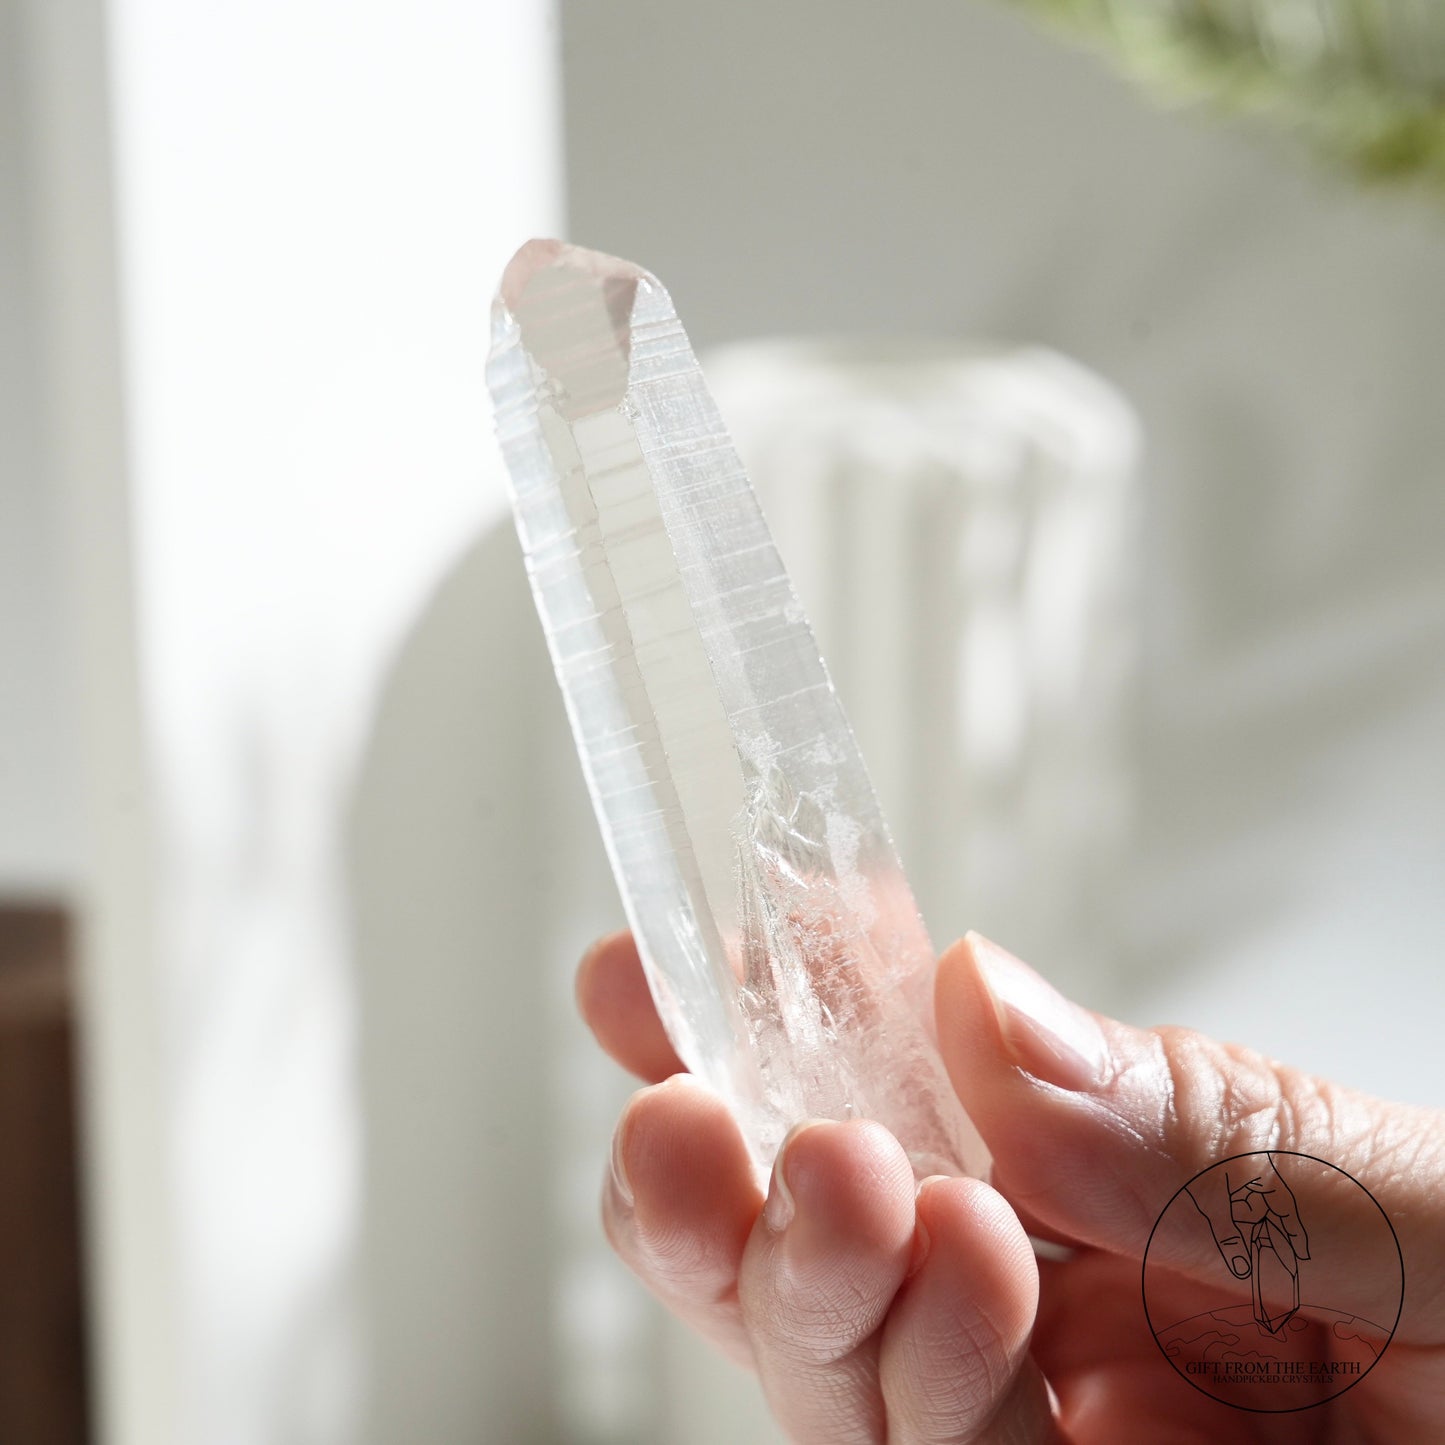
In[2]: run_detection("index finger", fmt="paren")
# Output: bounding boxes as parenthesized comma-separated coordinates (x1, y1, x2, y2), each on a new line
(576, 931, 687, 1083)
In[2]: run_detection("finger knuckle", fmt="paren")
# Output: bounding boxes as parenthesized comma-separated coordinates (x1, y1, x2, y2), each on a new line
(890, 1315, 1001, 1436)
(756, 1267, 887, 1367)
(1154, 1026, 1342, 1165)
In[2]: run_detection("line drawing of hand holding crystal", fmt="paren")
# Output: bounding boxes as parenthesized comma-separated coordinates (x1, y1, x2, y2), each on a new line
(1187, 1153, 1312, 1335)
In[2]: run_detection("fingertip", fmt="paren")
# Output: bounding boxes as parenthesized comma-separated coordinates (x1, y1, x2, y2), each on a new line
(881, 1177, 1042, 1439)
(575, 929, 629, 1022)
(783, 1117, 911, 1196)
(601, 1076, 761, 1369)
(935, 933, 995, 1033)
(624, 1074, 756, 1201)
(575, 928, 636, 1007)
(741, 1119, 918, 1429)
(576, 930, 687, 1083)
(776, 1118, 915, 1254)
(934, 933, 1008, 1105)
(613, 1074, 761, 1274)
(934, 934, 977, 1008)
(912, 1175, 1039, 1341)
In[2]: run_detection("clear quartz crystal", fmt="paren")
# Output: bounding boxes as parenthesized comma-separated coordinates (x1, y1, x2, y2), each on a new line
(488, 239, 988, 1179)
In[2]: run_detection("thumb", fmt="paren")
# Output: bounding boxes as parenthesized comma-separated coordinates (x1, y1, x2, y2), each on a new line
(935, 933, 1443, 1326)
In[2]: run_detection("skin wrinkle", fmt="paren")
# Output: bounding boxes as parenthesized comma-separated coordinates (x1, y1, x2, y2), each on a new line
(815, 1399, 884, 1445)
(889, 1206, 1031, 1437)
(672, 1267, 746, 1313)
(609, 1202, 756, 1321)
(986, 1094, 1155, 1249)
(618, 1198, 742, 1310)
(803, 1268, 891, 1330)
(903, 1330, 1007, 1443)
(1155, 1027, 1293, 1164)
(603, 1197, 757, 1369)
(768, 1347, 881, 1406)
(1009, 1027, 1361, 1255)
(916, 1310, 1001, 1392)
(1214, 1047, 1294, 1156)
(1080, 1102, 1176, 1242)
(753, 1312, 887, 1443)
(961, 1309, 1012, 1405)
(764, 1287, 889, 1365)
(708, 1278, 743, 1311)
(1172, 1028, 1368, 1170)
(580, 932, 1445, 1441)
(1025, 1085, 1165, 1245)
(614, 1080, 756, 1293)
(1358, 1098, 1435, 1193)
(777, 1380, 882, 1445)
(1366, 1121, 1445, 1326)
(1154, 1027, 1223, 1163)
(978, 1366, 1057, 1445)
(896, 1320, 996, 1425)
(635, 1218, 736, 1289)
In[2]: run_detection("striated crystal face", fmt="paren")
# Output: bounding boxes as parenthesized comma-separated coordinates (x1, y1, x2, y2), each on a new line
(487, 239, 988, 1179)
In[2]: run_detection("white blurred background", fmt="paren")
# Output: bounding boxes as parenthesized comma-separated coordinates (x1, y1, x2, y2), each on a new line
(3, 1, 1444, 1442)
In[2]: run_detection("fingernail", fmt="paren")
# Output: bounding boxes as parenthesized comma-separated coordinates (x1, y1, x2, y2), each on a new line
(609, 1118, 634, 1210)
(907, 1176, 946, 1278)
(1230, 1254, 1251, 1278)
(764, 1121, 824, 1233)
(906, 1221, 932, 1279)
(969, 932, 1110, 1091)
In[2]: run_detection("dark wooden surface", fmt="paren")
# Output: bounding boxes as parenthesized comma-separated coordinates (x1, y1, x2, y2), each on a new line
(0, 905, 91, 1445)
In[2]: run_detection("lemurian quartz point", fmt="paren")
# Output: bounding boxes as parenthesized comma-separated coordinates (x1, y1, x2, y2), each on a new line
(488, 239, 989, 1180)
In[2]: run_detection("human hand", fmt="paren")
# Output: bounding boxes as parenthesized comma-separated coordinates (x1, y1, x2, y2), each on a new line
(577, 930, 1444, 1442)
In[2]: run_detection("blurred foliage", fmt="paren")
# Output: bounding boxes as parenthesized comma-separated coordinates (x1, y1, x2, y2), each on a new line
(1012, 0, 1445, 187)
